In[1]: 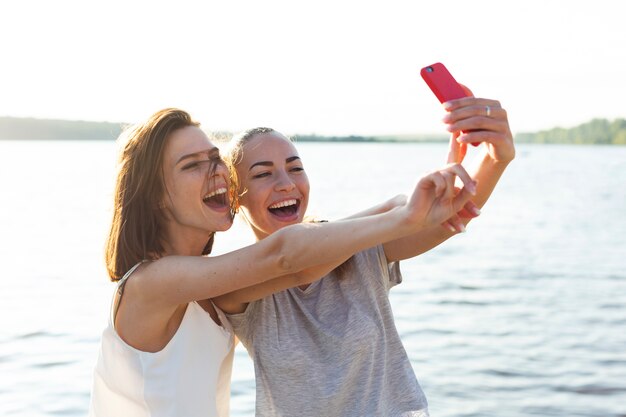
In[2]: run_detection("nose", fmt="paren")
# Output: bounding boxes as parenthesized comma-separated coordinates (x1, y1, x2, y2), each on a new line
(208, 160, 230, 182)
(274, 170, 296, 192)
(214, 161, 228, 176)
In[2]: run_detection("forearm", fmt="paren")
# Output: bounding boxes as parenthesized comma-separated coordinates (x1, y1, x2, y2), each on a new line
(146, 205, 412, 312)
(214, 212, 411, 313)
(465, 151, 511, 212)
(214, 163, 479, 307)
(274, 208, 410, 274)
(385, 151, 512, 262)
(341, 194, 406, 220)
(384, 95, 515, 263)
(213, 258, 347, 313)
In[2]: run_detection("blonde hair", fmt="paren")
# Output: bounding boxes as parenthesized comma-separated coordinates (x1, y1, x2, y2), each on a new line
(225, 127, 354, 276)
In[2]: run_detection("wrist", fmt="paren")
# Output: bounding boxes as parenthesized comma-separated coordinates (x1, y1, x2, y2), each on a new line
(483, 151, 513, 169)
(388, 205, 425, 238)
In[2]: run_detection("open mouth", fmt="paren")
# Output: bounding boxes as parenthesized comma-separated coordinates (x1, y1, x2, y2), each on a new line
(203, 187, 229, 210)
(268, 198, 300, 219)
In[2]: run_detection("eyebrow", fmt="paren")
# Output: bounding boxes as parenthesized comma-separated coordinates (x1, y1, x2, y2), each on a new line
(176, 147, 220, 165)
(249, 156, 300, 171)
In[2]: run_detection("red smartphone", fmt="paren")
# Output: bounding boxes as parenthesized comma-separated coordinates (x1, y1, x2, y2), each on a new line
(420, 62, 479, 146)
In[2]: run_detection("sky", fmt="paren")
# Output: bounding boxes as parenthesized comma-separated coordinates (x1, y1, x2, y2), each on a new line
(1, 0, 625, 136)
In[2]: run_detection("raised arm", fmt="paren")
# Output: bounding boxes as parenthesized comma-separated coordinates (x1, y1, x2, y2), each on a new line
(383, 92, 515, 262)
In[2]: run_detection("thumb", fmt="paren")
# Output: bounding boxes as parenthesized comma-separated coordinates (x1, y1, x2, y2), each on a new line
(458, 83, 474, 97)
(408, 172, 443, 217)
(447, 132, 460, 164)
(447, 132, 468, 164)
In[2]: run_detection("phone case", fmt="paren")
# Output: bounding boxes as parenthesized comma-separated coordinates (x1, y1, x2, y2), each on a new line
(420, 62, 479, 146)
(420, 62, 468, 103)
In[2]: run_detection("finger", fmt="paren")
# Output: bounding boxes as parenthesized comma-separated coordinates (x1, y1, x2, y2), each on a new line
(451, 186, 476, 214)
(459, 83, 474, 97)
(444, 97, 502, 112)
(447, 132, 461, 164)
(449, 215, 466, 233)
(446, 132, 469, 164)
(445, 105, 507, 125)
(457, 129, 507, 145)
(447, 114, 509, 136)
(441, 220, 457, 233)
(440, 171, 457, 202)
(443, 164, 476, 196)
(431, 172, 447, 198)
(448, 186, 480, 218)
(442, 215, 465, 233)
(457, 207, 475, 218)
(457, 200, 481, 218)
(415, 171, 447, 200)
(457, 139, 468, 160)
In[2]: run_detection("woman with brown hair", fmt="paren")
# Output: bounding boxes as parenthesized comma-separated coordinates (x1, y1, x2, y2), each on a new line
(88, 108, 478, 416)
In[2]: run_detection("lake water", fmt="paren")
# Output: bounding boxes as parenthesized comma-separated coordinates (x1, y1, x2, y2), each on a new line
(0, 140, 625, 417)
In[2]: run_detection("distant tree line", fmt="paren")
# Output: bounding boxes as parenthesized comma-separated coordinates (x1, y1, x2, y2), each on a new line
(293, 134, 449, 143)
(1, 116, 625, 144)
(0, 116, 124, 140)
(293, 134, 378, 142)
(515, 118, 626, 145)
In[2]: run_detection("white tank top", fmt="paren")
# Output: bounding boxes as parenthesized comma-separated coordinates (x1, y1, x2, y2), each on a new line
(89, 262, 235, 417)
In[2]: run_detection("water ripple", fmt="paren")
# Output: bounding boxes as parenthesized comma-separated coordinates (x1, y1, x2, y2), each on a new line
(554, 384, 626, 396)
(32, 360, 76, 369)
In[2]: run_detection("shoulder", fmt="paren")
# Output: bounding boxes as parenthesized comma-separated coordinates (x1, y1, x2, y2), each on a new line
(349, 245, 402, 290)
(350, 245, 388, 272)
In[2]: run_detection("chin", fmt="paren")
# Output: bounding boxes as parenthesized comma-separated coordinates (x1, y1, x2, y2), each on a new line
(214, 217, 234, 232)
(269, 217, 302, 232)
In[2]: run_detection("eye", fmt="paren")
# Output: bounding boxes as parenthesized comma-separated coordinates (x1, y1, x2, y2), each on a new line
(252, 171, 271, 179)
(182, 159, 215, 171)
(182, 162, 200, 170)
(290, 166, 304, 173)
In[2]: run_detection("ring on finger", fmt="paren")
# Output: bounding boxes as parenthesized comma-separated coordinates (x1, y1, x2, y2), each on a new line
(485, 105, 491, 117)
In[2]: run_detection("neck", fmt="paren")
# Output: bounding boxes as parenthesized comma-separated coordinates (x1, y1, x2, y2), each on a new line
(162, 225, 214, 256)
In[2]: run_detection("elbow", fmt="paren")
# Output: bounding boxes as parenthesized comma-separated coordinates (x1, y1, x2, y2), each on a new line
(277, 254, 294, 274)
(266, 228, 299, 277)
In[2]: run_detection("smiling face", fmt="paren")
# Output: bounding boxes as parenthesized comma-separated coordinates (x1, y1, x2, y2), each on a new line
(234, 131, 310, 240)
(160, 126, 233, 250)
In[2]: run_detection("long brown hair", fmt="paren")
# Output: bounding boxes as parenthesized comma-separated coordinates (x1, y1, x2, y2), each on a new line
(105, 108, 214, 281)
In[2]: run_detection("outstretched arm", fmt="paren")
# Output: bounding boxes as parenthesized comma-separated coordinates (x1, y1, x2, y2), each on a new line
(383, 91, 515, 262)
(118, 161, 479, 353)
(213, 195, 410, 313)
(213, 163, 478, 313)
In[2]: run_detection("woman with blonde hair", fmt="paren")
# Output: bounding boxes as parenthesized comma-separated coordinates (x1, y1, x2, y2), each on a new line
(215, 93, 515, 416)
(88, 107, 479, 416)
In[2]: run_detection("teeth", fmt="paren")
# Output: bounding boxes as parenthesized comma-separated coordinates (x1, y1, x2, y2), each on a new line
(204, 187, 227, 200)
(269, 199, 297, 209)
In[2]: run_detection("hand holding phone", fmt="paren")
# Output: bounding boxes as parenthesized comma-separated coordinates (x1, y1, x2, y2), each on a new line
(420, 62, 479, 146)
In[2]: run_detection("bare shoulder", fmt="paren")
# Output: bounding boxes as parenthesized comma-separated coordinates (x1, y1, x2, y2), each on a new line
(114, 261, 184, 351)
